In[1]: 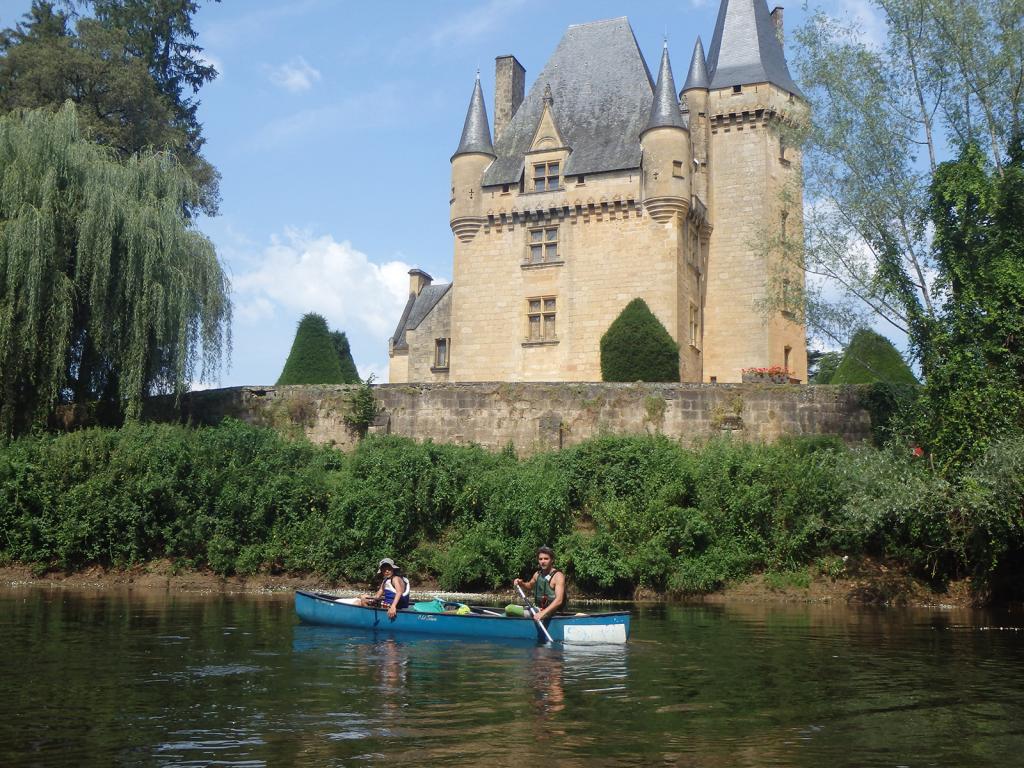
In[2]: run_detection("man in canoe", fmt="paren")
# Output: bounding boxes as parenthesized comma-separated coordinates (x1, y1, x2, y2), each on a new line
(513, 545, 566, 621)
(359, 558, 411, 619)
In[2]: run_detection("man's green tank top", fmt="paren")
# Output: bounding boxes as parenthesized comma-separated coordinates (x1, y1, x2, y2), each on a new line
(533, 568, 567, 612)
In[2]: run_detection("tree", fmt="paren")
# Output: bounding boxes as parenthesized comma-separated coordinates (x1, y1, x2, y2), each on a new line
(600, 299, 680, 382)
(808, 349, 842, 383)
(911, 139, 1024, 468)
(277, 314, 347, 386)
(330, 330, 361, 384)
(829, 328, 918, 385)
(0, 1, 220, 214)
(0, 105, 231, 436)
(780, 0, 1024, 350)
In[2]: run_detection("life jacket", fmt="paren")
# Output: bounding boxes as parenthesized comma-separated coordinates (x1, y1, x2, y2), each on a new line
(381, 575, 411, 608)
(533, 568, 566, 612)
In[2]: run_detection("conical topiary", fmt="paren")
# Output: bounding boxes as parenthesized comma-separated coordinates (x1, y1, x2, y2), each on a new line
(330, 330, 361, 383)
(277, 313, 346, 385)
(831, 328, 918, 385)
(600, 298, 680, 382)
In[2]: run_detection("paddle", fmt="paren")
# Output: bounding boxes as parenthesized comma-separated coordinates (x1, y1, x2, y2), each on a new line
(515, 583, 555, 644)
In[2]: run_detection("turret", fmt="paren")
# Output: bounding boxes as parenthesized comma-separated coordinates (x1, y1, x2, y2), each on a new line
(450, 73, 495, 242)
(681, 37, 710, 204)
(640, 43, 691, 223)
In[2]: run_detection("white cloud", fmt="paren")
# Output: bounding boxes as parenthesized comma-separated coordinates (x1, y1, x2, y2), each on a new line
(233, 229, 411, 341)
(246, 83, 402, 150)
(269, 56, 322, 92)
(198, 52, 224, 80)
(428, 0, 530, 48)
(839, 0, 888, 50)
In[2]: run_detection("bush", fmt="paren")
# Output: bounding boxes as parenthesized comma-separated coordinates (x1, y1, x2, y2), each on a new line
(1, 423, 1020, 599)
(831, 328, 918, 385)
(600, 298, 680, 382)
(277, 313, 346, 385)
(330, 330, 361, 383)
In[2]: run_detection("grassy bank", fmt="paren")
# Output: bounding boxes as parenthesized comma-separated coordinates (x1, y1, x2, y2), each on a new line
(1, 421, 1021, 600)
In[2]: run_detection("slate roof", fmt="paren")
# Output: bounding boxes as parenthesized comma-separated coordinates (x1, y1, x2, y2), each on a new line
(453, 75, 494, 158)
(705, 0, 803, 97)
(645, 43, 686, 132)
(481, 17, 654, 187)
(681, 36, 710, 92)
(391, 283, 452, 350)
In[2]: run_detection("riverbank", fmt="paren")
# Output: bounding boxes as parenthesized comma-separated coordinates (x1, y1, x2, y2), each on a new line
(0, 556, 980, 608)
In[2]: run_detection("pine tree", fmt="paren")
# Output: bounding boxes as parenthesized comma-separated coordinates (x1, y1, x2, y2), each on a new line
(600, 299, 680, 382)
(277, 314, 346, 385)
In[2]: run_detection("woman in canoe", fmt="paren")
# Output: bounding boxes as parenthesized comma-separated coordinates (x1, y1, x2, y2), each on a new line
(360, 558, 411, 619)
(513, 545, 566, 621)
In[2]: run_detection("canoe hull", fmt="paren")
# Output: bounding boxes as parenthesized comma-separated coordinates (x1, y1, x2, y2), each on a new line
(294, 591, 630, 643)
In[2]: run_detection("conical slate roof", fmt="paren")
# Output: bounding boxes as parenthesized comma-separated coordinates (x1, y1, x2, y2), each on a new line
(453, 74, 495, 158)
(482, 18, 654, 186)
(681, 36, 709, 92)
(645, 43, 686, 132)
(706, 0, 803, 97)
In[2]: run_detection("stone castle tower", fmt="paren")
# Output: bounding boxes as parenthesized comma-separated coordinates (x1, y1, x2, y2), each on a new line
(389, 0, 807, 384)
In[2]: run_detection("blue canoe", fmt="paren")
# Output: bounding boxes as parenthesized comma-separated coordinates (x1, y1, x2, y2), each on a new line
(294, 590, 630, 643)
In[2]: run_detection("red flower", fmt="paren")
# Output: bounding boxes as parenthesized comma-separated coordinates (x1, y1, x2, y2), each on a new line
(911, 446, 925, 458)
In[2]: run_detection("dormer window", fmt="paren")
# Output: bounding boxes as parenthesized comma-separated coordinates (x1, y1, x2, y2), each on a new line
(533, 161, 559, 192)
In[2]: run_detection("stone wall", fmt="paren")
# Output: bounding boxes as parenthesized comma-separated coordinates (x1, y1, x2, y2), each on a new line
(143, 382, 873, 456)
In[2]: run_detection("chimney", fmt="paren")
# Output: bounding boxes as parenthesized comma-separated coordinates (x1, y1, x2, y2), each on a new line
(493, 55, 525, 140)
(770, 6, 784, 40)
(409, 269, 432, 296)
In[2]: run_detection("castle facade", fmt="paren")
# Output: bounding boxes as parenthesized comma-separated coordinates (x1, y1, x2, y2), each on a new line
(389, 0, 807, 384)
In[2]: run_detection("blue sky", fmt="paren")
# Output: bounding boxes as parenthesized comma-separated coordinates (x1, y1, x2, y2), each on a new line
(1, 0, 882, 386)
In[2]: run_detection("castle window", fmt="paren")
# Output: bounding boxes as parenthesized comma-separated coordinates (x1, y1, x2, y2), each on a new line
(732, 85, 742, 94)
(533, 161, 559, 192)
(501, 184, 511, 194)
(784, 345, 792, 372)
(527, 296, 557, 340)
(434, 338, 449, 369)
(576, 175, 585, 185)
(528, 226, 559, 264)
(689, 304, 700, 349)
(781, 211, 789, 242)
(672, 161, 684, 178)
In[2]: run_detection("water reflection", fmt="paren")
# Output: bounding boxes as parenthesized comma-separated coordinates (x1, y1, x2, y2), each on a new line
(1, 587, 1023, 767)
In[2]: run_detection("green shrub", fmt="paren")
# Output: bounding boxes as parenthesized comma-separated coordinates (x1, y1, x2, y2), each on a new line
(831, 328, 918, 385)
(0, 423, 1020, 599)
(330, 330, 361, 383)
(600, 298, 680, 382)
(277, 313, 346, 385)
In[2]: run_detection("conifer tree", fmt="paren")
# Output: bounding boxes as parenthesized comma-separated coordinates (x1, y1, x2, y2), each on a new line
(329, 330, 360, 384)
(600, 299, 680, 382)
(277, 314, 346, 385)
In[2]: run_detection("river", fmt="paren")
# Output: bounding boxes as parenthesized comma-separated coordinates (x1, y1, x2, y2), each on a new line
(1, 586, 1022, 767)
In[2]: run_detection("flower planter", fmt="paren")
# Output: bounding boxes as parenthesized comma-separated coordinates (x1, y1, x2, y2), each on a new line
(742, 372, 790, 384)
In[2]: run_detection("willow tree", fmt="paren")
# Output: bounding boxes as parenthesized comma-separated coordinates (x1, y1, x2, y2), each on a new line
(0, 104, 231, 435)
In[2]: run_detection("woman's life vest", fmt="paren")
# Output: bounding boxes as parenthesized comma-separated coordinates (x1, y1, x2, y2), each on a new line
(381, 574, 411, 609)
(533, 568, 566, 612)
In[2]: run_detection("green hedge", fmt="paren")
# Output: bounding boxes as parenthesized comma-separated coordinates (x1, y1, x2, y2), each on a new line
(1, 422, 1021, 598)
(277, 313, 346, 385)
(600, 298, 680, 382)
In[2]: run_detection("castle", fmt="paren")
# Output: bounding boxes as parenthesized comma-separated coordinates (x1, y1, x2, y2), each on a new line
(388, 0, 807, 385)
